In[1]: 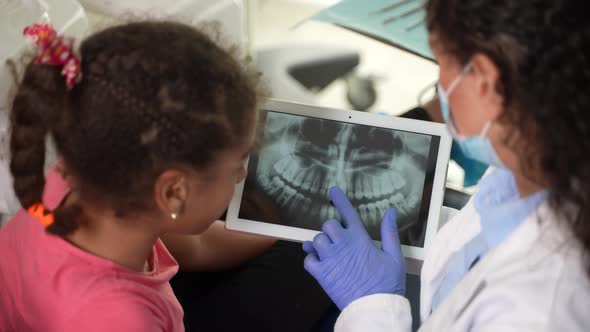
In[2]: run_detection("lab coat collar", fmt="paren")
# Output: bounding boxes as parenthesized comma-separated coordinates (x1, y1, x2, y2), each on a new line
(474, 168, 548, 250)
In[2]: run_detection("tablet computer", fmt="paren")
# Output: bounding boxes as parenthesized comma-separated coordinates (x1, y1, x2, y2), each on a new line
(226, 99, 452, 263)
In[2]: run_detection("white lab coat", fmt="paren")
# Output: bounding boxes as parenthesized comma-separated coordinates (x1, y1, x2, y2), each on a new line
(335, 198, 590, 331)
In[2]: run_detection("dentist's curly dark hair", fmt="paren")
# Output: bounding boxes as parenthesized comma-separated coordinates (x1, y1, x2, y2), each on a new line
(426, 0, 590, 276)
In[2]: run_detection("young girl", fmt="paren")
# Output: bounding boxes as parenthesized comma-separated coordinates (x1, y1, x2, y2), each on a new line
(0, 21, 280, 331)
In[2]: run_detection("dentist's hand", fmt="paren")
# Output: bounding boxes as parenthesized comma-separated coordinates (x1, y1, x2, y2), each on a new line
(303, 187, 406, 311)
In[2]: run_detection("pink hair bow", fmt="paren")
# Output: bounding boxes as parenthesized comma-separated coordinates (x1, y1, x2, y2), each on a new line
(23, 23, 81, 89)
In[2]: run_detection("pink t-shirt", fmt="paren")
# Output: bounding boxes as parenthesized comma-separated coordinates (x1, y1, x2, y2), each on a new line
(0, 168, 184, 331)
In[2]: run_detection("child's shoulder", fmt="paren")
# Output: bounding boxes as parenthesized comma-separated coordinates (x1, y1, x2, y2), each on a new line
(0, 218, 180, 331)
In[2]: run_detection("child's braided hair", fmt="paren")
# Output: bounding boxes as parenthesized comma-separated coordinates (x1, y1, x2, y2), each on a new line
(10, 21, 262, 235)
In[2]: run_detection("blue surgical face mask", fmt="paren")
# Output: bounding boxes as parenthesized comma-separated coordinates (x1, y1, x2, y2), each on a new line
(437, 63, 504, 168)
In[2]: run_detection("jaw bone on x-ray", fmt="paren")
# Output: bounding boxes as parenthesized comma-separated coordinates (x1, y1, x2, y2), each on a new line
(249, 111, 433, 245)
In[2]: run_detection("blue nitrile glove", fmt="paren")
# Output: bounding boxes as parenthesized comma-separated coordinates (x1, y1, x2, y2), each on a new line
(302, 187, 406, 311)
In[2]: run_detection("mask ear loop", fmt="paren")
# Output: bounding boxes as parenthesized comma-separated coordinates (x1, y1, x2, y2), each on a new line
(480, 121, 492, 138)
(446, 62, 473, 96)
(416, 62, 473, 107)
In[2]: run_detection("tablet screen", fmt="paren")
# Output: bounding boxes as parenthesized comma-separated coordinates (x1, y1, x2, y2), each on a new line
(238, 110, 441, 247)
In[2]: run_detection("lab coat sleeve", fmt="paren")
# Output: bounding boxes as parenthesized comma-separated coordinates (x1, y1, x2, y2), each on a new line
(334, 294, 412, 332)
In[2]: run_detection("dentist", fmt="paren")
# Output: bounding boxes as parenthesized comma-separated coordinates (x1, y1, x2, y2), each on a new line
(303, 0, 590, 330)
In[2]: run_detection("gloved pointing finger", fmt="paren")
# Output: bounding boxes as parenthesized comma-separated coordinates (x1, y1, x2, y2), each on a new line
(303, 200, 406, 310)
(328, 187, 362, 230)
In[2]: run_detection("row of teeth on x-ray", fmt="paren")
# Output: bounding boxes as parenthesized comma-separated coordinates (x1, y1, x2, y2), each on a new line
(260, 174, 419, 228)
(259, 157, 419, 227)
(271, 155, 409, 201)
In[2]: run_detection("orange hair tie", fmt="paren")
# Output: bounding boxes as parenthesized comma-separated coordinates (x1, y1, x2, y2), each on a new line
(27, 203, 55, 227)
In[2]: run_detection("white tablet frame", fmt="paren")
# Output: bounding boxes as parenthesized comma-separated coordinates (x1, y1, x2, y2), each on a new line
(226, 99, 452, 265)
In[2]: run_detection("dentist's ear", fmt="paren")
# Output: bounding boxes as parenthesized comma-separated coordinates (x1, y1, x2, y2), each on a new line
(470, 53, 504, 122)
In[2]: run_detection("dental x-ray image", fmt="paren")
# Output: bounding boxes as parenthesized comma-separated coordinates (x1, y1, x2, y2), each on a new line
(239, 111, 440, 247)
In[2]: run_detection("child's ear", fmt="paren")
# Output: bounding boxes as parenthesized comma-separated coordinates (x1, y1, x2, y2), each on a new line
(154, 169, 189, 220)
